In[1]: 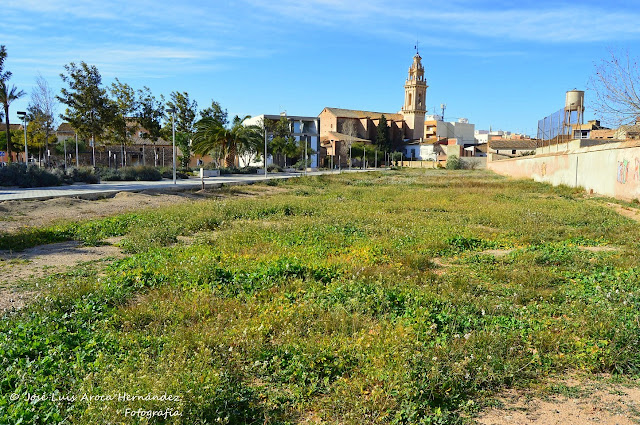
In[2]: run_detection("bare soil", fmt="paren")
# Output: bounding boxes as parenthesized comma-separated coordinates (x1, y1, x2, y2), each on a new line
(0, 185, 288, 233)
(476, 375, 640, 424)
(605, 202, 640, 223)
(0, 240, 123, 312)
(0, 185, 288, 313)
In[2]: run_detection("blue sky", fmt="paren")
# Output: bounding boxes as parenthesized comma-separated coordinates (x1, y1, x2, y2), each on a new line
(3, 0, 640, 136)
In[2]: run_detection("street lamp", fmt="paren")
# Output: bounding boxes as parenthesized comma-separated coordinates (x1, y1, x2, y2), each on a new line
(299, 120, 307, 176)
(363, 144, 366, 170)
(166, 107, 176, 184)
(263, 119, 268, 179)
(75, 132, 79, 167)
(89, 110, 96, 167)
(17, 111, 28, 164)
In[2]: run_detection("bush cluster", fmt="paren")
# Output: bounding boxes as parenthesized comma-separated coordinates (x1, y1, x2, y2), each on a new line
(445, 155, 463, 170)
(67, 167, 100, 184)
(219, 166, 258, 175)
(99, 166, 163, 181)
(0, 163, 100, 187)
(267, 164, 284, 172)
(158, 167, 190, 179)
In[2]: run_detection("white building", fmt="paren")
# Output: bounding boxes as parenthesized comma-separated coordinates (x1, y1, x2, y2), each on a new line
(242, 113, 320, 168)
(403, 117, 476, 160)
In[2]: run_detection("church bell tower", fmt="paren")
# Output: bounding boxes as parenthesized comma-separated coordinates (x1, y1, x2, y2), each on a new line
(402, 50, 427, 140)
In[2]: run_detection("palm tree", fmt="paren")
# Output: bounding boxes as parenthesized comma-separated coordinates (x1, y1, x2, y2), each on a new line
(192, 116, 261, 167)
(0, 82, 26, 162)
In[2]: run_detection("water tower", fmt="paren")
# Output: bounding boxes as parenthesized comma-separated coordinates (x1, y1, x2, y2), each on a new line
(563, 89, 584, 137)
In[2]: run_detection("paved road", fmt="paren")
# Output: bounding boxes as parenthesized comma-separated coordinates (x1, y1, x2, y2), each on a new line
(0, 169, 371, 201)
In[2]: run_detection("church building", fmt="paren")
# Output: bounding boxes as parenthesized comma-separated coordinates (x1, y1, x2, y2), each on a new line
(318, 51, 428, 165)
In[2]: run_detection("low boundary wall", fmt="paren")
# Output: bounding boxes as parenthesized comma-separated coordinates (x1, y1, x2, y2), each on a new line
(487, 141, 640, 201)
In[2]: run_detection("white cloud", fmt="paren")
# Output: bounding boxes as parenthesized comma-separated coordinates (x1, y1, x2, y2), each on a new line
(244, 0, 640, 44)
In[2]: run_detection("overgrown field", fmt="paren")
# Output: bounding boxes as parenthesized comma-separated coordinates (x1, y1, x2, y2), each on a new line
(2, 169, 640, 424)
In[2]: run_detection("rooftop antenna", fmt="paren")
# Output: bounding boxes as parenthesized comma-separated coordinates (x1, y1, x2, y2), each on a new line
(440, 103, 446, 121)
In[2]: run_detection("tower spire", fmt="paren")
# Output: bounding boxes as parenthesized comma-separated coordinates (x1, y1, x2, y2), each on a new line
(402, 52, 427, 140)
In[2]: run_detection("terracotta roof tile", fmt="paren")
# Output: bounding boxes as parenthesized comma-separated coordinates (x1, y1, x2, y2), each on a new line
(322, 107, 404, 122)
(489, 140, 539, 150)
(321, 131, 371, 143)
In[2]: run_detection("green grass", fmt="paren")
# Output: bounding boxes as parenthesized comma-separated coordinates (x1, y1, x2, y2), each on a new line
(1, 169, 640, 424)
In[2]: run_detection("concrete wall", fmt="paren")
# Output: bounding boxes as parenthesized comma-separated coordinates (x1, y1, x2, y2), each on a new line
(401, 160, 437, 169)
(488, 140, 640, 200)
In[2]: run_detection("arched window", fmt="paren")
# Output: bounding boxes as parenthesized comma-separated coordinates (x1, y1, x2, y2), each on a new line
(408, 93, 412, 107)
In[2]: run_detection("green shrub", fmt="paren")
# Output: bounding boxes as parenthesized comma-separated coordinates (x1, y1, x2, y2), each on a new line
(219, 166, 258, 175)
(159, 167, 190, 179)
(446, 155, 462, 170)
(267, 164, 284, 172)
(99, 168, 122, 181)
(0, 163, 62, 187)
(98, 166, 163, 181)
(70, 167, 100, 184)
(121, 166, 162, 181)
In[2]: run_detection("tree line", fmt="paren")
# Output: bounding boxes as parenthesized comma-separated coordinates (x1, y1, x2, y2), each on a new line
(5, 43, 639, 168)
(1, 45, 255, 168)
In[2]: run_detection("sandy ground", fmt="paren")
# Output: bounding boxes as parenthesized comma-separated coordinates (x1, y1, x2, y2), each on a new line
(0, 185, 287, 313)
(0, 185, 287, 233)
(0, 240, 123, 312)
(476, 376, 640, 424)
(606, 202, 640, 223)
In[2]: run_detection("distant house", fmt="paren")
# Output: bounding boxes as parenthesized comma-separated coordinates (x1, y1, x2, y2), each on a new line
(614, 124, 640, 141)
(5, 124, 23, 131)
(243, 113, 320, 168)
(572, 120, 609, 139)
(0, 124, 25, 163)
(55, 122, 75, 144)
(590, 129, 615, 139)
(55, 121, 173, 167)
(488, 139, 539, 157)
(475, 143, 488, 157)
(318, 107, 407, 166)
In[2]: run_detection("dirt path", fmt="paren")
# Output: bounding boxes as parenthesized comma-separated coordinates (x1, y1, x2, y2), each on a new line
(476, 375, 640, 424)
(605, 202, 640, 223)
(0, 185, 289, 313)
(0, 240, 123, 312)
(0, 185, 288, 233)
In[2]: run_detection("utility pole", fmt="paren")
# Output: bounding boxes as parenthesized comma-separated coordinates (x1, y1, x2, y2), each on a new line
(75, 132, 79, 167)
(264, 120, 268, 178)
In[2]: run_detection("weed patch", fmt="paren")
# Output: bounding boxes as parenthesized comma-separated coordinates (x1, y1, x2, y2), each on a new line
(3, 169, 640, 423)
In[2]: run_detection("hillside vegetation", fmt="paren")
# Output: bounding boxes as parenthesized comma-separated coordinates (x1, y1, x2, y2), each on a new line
(1, 169, 640, 424)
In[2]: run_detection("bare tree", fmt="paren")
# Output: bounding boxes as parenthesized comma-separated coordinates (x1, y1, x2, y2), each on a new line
(341, 119, 358, 169)
(28, 74, 58, 166)
(589, 49, 640, 126)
